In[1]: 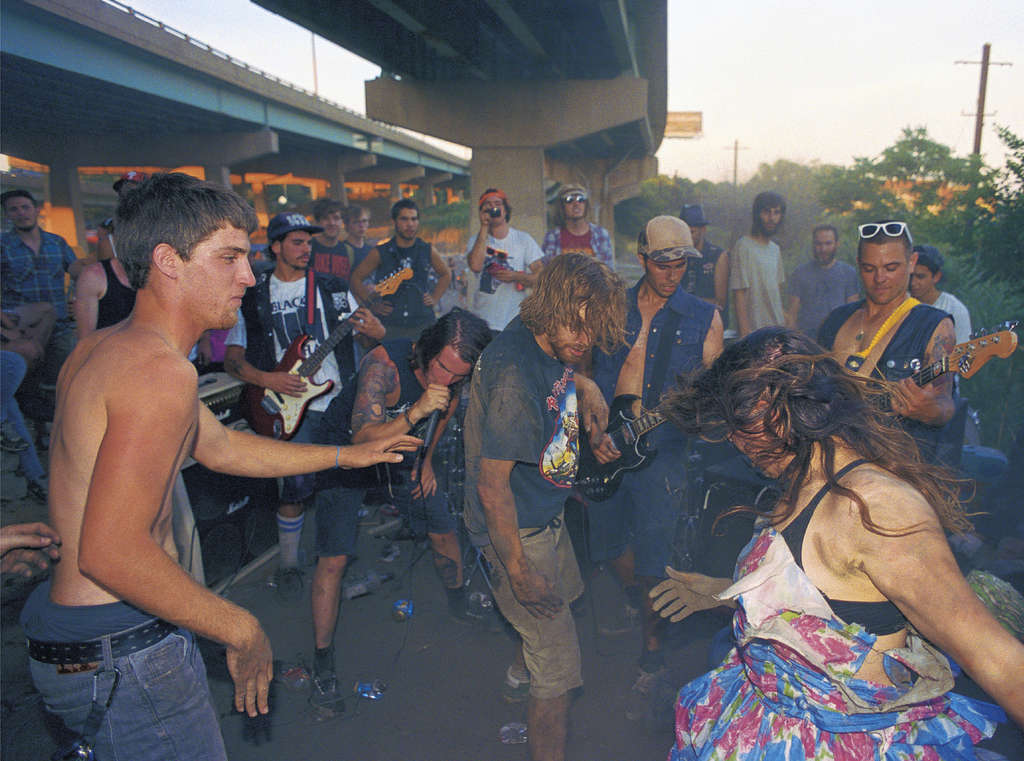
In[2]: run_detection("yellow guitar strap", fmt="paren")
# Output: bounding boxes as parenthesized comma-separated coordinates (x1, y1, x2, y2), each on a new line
(844, 297, 920, 375)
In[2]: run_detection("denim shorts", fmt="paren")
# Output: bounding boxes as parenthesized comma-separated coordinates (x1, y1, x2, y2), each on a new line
(483, 516, 584, 699)
(280, 410, 324, 504)
(390, 467, 458, 535)
(29, 628, 226, 761)
(314, 483, 365, 558)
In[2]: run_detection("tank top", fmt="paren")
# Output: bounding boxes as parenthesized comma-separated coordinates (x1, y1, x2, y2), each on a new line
(96, 258, 136, 329)
(781, 459, 908, 636)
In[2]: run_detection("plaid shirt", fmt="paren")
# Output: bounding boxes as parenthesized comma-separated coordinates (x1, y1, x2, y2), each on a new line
(1, 229, 77, 321)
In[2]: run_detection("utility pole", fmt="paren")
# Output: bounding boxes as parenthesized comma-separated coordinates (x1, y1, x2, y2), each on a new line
(955, 43, 1013, 155)
(723, 140, 748, 186)
(311, 32, 319, 96)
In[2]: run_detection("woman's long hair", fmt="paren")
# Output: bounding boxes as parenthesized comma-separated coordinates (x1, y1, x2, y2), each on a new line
(660, 327, 970, 535)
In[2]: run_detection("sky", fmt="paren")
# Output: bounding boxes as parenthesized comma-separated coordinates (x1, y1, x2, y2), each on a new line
(120, 0, 1024, 183)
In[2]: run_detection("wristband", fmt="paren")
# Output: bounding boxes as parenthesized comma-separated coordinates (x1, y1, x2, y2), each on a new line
(335, 445, 341, 469)
(403, 408, 414, 429)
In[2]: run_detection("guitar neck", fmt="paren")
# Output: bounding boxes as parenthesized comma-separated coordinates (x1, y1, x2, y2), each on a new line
(297, 320, 354, 377)
(630, 409, 667, 437)
(912, 356, 949, 387)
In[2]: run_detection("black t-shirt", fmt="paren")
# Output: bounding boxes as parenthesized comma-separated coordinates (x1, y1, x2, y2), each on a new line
(311, 239, 351, 282)
(463, 317, 579, 543)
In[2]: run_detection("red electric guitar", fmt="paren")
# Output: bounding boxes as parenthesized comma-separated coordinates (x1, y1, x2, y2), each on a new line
(243, 268, 412, 439)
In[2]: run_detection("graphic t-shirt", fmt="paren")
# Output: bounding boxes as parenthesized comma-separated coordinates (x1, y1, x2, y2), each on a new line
(226, 275, 352, 411)
(311, 239, 351, 282)
(559, 228, 594, 257)
(463, 317, 579, 544)
(467, 228, 544, 331)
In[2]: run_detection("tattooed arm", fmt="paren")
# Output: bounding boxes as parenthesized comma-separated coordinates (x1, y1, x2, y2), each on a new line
(350, 346, 404, 443)
(892, 317, 956, 426)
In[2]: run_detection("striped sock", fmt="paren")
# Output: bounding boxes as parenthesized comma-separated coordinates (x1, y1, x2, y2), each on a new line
(277, 511, 304, 568)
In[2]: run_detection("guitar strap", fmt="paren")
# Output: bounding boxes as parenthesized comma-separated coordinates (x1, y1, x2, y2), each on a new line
(647, 310, 683, 405)
(304, 267, 318, 335)
(844, 297, 919, 378)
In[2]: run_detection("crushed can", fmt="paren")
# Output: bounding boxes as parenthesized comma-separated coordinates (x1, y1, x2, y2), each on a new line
(392, 599, 414, 621)
(354, 679, 387, 700)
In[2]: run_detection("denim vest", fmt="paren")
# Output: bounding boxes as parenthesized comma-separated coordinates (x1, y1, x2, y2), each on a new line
(594, 283, 715, 410)
(239, 270, 356, 382)
(819, 301, 954, 463)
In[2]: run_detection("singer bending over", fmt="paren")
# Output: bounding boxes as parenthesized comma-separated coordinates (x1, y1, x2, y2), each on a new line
(651, 327, 1024, 761)
(348, 308, 492, 621)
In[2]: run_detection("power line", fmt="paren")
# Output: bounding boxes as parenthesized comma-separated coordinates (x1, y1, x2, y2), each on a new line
(955, 43, 1013, 155)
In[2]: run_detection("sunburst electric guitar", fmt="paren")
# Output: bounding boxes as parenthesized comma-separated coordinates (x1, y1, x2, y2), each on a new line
(243, 267, 413, 439)
(576, 323, 1019, 501)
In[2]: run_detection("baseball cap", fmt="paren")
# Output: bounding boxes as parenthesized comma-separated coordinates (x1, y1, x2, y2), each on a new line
(113, 171, 148, 192)
(267, 212, 323, 242)
(638, 216, 701, 262)
(912, 244, 944, 273)
(680, 203, 709, 228)
(559, 183, 588, 201)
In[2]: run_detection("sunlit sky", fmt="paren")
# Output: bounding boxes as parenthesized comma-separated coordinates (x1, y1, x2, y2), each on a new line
(123, 0, 1024, 182)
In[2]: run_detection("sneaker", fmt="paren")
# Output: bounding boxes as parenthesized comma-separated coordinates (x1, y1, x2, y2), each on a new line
(1, 421, 29, 453)
(273, 567, 305, 603)
(626, 665, 667, 721)
(25, 479, 48, 504)
(502, 663, 531, 703)
(309, 668, 345, 715)
(599, 602, 640, 636)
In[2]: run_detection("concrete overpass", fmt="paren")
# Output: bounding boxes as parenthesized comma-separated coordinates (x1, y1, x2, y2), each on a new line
(1, 0, 469, 249)
(255, 0, 667, 242)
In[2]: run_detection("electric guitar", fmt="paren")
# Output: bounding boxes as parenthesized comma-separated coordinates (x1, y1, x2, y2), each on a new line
(243, 268, 412, 439)
(576, 323, 1019, 502)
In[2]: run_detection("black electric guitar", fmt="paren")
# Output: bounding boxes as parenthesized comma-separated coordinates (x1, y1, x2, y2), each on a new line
(576, 394, 670, 502)
(243, 268, 412, 439)
(577, 323, 1019, 501)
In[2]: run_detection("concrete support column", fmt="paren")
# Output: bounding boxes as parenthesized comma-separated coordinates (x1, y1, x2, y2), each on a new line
(46, 155, 85, 254)
(417, 171, 452, 208)
(204, 165, 232, 189)
(471, 147, 546, 243)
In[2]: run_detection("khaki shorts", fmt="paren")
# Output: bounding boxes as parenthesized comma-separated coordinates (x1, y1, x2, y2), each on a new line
(483, 515, 584, 700)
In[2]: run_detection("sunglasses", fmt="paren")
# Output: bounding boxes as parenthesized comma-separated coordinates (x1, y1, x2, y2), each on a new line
(858, 221, 912, 245)
(563, 194, 587, 204)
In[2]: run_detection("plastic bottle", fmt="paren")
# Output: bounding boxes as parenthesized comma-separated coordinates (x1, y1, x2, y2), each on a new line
(499, 722, 528, 744)
(342, 569, 394, 600)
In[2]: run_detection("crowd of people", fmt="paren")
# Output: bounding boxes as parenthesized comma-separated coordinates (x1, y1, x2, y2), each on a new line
(2, 171, 1021, 761)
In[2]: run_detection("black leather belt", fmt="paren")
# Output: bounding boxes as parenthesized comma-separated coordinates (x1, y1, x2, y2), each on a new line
(28, 618, 178, 665)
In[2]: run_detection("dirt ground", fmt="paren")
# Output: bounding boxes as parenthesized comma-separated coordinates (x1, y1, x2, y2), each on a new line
(3, 446, 1022, 761)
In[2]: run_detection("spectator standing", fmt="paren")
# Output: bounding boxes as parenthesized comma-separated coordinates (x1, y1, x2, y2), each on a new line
(679, 203, 730, 319)
(311, 198, 350, 281)
(730, 191, 786, 337)
(466, 188, 545, 332)
(784, 224, 860, 338)
(541, 183, 614, 269)
(343, 204, 376, 271)
(909, 245, 972, 345)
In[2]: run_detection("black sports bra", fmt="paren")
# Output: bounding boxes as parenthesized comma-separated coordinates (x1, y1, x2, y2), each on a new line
(781, 459, 908, 637)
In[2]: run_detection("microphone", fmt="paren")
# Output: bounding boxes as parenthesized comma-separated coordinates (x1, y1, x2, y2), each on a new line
(414, 409, 442, 482)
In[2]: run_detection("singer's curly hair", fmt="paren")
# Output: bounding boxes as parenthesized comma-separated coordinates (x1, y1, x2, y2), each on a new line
(519, 253, 626, 354)
(660, 326, 970, 536)
(410, 308, 492, 392)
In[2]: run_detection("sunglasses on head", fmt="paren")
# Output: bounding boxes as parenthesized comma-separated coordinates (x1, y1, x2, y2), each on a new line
(858, 221, 912, 245)
(563, 193, 587, 204)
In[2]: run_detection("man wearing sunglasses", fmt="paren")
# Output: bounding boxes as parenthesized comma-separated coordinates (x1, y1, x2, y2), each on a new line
(818, 220, 958, 466)
(541, 184, 614, 270)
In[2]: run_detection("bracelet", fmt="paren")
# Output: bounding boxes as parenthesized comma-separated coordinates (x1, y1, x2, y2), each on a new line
(335, 445, 341, 469)
(403, 408, 414, 429)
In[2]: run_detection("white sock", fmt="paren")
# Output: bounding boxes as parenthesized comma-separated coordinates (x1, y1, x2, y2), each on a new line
(277, 511, 304, 568)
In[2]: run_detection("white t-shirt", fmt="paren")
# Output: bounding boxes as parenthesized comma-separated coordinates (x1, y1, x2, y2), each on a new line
(933, 291, 972, 345)
(467, 227, 544, 331)
(729, 235, 785, 331)
(225, 275, 353, 411)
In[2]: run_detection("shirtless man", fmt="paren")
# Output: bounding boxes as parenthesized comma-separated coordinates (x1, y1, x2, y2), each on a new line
(818, 221, 957, 465)
(18, 173, 417, 761)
